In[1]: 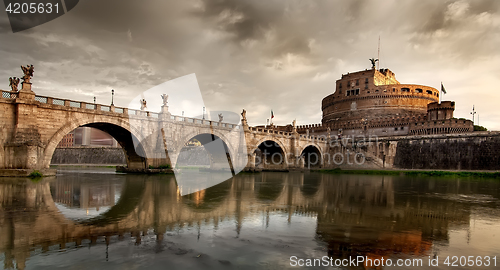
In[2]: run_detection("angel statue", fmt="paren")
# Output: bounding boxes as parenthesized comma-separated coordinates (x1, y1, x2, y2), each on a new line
(369, 58, 378, 69)
(9, 77, 20, 91)
(241, 109, 246, 121)
(218, 113, 223, 122)
(21, 64, 34, 84)
(140, 99, 147, 110)
(161, 94, 168, 106)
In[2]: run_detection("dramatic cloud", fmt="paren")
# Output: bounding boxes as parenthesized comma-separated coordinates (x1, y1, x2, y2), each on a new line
(0, 0, 499, 129)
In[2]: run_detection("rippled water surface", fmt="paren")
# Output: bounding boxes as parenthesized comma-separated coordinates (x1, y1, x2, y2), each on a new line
(1, 168, 499, 269)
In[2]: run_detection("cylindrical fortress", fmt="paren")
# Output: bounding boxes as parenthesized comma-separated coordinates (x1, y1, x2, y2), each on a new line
(322, 68, 439, 124)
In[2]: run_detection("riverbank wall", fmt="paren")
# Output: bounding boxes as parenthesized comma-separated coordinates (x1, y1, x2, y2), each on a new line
(331, 131, 500, 171)
(51, 147, 126, 165)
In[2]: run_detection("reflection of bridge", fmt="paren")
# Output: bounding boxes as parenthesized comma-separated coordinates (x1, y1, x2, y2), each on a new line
(0, 173, 474, 269)
(0, 85, 328, 174)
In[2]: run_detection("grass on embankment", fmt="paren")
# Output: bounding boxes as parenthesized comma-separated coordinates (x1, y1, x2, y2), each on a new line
(317, 168, 500, 178)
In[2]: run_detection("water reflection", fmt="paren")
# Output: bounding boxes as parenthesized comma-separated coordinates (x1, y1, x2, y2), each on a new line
(0, 171, 499, 269)
(51, 175, 122, 220)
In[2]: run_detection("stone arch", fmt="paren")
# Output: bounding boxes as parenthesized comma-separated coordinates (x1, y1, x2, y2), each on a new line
(42, 116, 151, 170)
(174, 130, 237, 172)
(252, 137, 288, 157)
(253, 137, 288, 170)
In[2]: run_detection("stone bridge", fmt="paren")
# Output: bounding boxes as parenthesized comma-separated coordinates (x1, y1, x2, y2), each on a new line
(0, 83, 329, 175)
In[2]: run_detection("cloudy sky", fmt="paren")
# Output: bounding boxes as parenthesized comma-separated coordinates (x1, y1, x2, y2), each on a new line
(1, 0, 499, 129)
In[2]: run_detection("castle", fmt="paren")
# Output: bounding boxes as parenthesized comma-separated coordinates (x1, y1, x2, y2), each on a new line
(294, 64, 473, 137)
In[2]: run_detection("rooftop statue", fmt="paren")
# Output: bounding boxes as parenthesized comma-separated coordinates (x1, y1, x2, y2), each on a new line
(369, 58, 378, 69)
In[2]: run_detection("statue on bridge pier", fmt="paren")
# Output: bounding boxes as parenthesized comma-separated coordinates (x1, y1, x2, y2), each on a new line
(241, 109, 247, 126)
(21, 64, 34, 84)
(218, 113, 223, 122)
(161, 94, 168, 106)
(9, 77, 20, 91)
(140, 99, 147, 110)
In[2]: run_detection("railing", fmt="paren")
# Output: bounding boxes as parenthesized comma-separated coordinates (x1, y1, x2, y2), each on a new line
(70, 101, 80, 108)
(0, 92, 238, 128)
(35, 96, 47, 103)
(1, 90, 18, 99)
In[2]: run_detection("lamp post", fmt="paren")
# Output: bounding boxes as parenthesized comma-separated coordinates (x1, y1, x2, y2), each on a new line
(111, 89, 114, 106)
(93, 97, 96, 104)
(203, 107, 205, 120)
(470, 105, 476, 126)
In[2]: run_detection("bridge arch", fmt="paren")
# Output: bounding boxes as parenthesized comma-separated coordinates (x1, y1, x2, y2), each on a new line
(43, 116, 151, 170)
(300, 144, 323, 169)
(174, 130, 237, 171)
(253, 137, 289, 170)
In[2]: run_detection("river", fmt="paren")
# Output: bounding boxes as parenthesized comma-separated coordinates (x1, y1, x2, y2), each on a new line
(0, 168, 499, 269)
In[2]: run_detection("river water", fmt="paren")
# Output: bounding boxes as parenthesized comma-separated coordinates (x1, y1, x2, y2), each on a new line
(0, 168, 499, 269)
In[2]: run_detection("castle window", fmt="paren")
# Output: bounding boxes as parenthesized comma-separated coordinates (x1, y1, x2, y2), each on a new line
(393, 88, 395, 92)
(339, 83, 342, 88)
(356, 79, 359, 86)
(365, 85, 368, 89)
(426, 90, 432, 94)
(394, 128, 398, 131)
(401, 87, 410, 92)
(355, 89, 359, 95)
(365, 78, 368, 84)
(415, 88, 423, 93)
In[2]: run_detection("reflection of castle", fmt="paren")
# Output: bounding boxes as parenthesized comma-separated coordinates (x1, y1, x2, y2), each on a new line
(315, 175, 470, 267)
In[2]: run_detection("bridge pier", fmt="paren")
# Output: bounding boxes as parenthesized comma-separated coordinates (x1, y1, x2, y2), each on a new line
(0, 83, 56, 176)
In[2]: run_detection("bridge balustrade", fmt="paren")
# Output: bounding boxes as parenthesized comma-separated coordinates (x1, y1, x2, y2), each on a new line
(69, 101, 80, 108)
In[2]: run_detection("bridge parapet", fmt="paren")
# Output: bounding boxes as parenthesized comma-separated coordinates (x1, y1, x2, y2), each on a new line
(1, 89, 19, 99)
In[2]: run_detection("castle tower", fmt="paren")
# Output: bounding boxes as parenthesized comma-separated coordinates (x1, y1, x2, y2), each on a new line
(427, 101, 455, 121)
(321, 68, 440, 124)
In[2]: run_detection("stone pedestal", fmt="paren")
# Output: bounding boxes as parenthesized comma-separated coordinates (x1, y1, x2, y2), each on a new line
(17, 82, 35, 100)
(161, 105, 169, 113)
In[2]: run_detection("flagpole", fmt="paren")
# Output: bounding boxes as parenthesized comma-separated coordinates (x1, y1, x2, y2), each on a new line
(439, 81, 442, 104)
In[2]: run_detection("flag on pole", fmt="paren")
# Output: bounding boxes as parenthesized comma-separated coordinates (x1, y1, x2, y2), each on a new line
(441, 82, 447, 94)
(271, 110, 274, 119)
